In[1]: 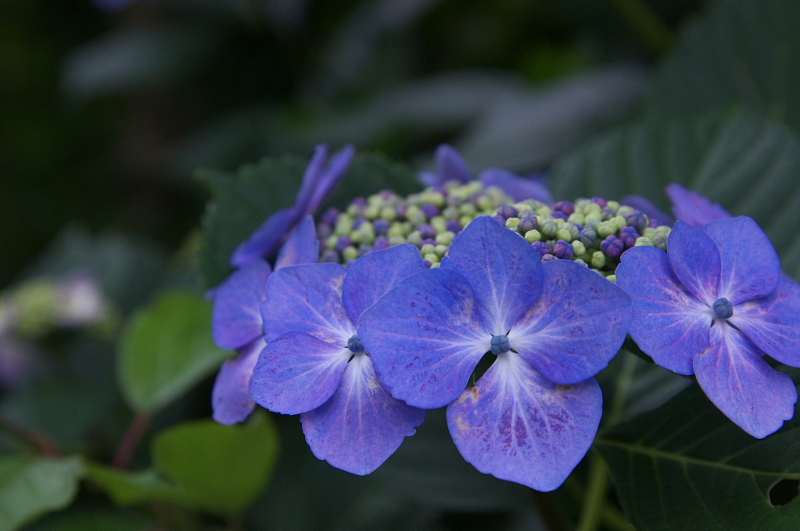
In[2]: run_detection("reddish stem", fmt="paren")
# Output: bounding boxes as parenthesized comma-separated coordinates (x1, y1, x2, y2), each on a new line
(113, 411, 152, 470)
(0, 414, 61, 457)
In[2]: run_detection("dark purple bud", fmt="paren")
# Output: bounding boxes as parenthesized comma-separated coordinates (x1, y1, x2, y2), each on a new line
(421, 238, 437, 247)
(321, 249, 340, 263)
(379, 190, 394, 200)
(552, 210, 569, 221)
(395, 205, 408, 221)
(335, 236, 353, 252)
(713, 298, 734, 319)
(518, 215, 538, 233)
(600, 235, 624, 259)
(554, 201, 575, 216)
(492, 215, 506, 225)
(490, 334, 511, 355)
(601, 208, 616, 220)
(352, 217, 366, 230)
(351, 197, 367, 207)
(316, 223, 332, 240)
(418, 224, 437, 239)
(541, 254, 557, 262)
(347, 335, 366, 353)
(422, 259, 433, 268)
(552, 240, 574, 259)
(579, 228, 598, 248)
(625, 212, 649, 233)
(497, 205, 519, 220)
(619, 226, 639, 247)
(322, 208, 339, 225)
(373, 236, 390, 251)
(531, 241, 550, 258)
(421, 203, 440, 219)
(591, 197, 607, 208)
(373, 219, 391, 235)
(445, 219, 462, 233)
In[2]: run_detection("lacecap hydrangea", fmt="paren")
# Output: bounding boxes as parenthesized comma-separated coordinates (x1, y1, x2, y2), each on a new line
(210, 144, 800, 491)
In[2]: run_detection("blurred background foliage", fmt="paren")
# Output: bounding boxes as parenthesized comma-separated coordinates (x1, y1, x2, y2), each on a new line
(5, 0, 800, 529)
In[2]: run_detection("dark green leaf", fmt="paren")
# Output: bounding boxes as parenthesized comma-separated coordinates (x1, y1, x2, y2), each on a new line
(0, 455, 84, 531)
(596, 376, 800, 531)
(117, 290, 231, 412)
(647, 0, 800, 136)
(197, 155, 307, 288)
(327, 153, 420, 209)
(551, 111, 800, 279)
(86, 412, 279, 516)
(23, 509, 152, 531)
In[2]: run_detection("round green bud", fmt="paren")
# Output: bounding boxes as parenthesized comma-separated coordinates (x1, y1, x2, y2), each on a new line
(556, 229, 572, 241)
(525, 230, 542, 243)
(407, 231, 423, 246)
(597, 221, 617, 238)
(539, 219, 558, 239)
(442, 206, 459, 220)
(606, 274, 617, 283)
(459, 203, 477, 216)
(617, 206, 634, 218)
(459, 215, 474, 228)
(591, 251, 607, 268)
(342, 246, 359, 262)
(421, 243, 436, 256)
(436, 231, 455, 246)
(536, 205, 552, 216)
(611, 215, 627, 230)
(388, 235, 406, 246)
(431, 216, 447, 232)
(435, 244, 448, 256)
(643, 227, 656, 238)
(380, 206, 396, 221)
(363, 205, 380, 220)
(326, 235, 338, 249)
(584, 212, 603, 224)
(477, 195, 495, 211)
(606, 200, 620, 211)
(423, 253, 439, 264)
(567, 213, 585, 225)
(634, 236, 654, 247)
(573, 258, 588, 267)
(572, 241, 586, 256)
(335, 215, 353, 235)
(506, 217, 520, 229)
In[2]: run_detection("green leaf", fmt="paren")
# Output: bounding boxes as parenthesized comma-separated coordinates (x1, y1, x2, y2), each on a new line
(24, 509, 152, 531)
(596, 376, 800, 531)
(326, 152, 420, 209)
(117, 290, 231, 412)
(647, 0, 800, 136)
(197, 155, 307, 289)
(86, 412, 279, 516)
(0, 455, 84, 531)
(551, 111, 800, 280)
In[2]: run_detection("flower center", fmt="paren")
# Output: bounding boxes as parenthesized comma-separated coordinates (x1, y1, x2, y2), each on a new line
(713, 298, 733, 319)
(491, 334, 511, 355)
(347, 335, 365, 353)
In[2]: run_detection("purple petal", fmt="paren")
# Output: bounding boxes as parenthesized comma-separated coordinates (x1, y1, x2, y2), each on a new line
(274, 215, 319, 270)
(306, 145, 356, 213)
(478, 168, 553, 204)
(666, 183, 732, 228)
(231, 207, 299, 267)
(435, 144, 472, 184)
(301, 353, 426, 475)
(616, 247, 711, 375)
(212, 259, 271, 350)
(509, 260, 633, 385)
(694, 324, 797, 438)
(262, 263, 354, 344)
(294, 144, 330, 213)
(447, 353, 602, 491)
(443, 216, 543, 334)
(667, 221, 721, 305)
(212, 338, 264, 425)
(250, 332, 350, 415)
(702, 216, 781, 305)
(619, 195, 674, 227)
(358, 268, 490, 409)
(342, 244, 426, 324)
(732, 275, 800, 367)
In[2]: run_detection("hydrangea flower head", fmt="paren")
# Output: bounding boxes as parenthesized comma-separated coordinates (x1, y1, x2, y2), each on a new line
(250, 244, 426, 475)
(617, 216, 800, 438)
(231, 144, 355, 267)
(358, 216, 634, 490)
(211, 216, 319, 425)
(418, 144, 553, 204)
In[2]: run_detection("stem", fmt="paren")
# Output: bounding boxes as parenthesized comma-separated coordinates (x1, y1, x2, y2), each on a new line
(603, 505, 636, 531)
(576, 352, 638, 531)
(113, 411, 152, 470)
(0, 414, 61, 457)
(607, 0, 673, 54)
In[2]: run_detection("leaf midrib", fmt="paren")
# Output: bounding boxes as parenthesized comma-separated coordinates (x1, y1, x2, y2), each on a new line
(596, 437, 800, 478)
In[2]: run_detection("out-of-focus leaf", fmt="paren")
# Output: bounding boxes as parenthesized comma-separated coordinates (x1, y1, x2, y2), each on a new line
(25, 225, 167, 313)
(117, 290, 230, 412)
(648, 0, 800, 136)
(0, 455, 84, 531)
(551, 111, 800, 280)
(60, 27, 217, 97)
(327, 153, 420, 209)
(23, 509, 151, 531)
(596, 373, 800, 531)
(86, 412, 279, 516)
(197, 155, 307, 288)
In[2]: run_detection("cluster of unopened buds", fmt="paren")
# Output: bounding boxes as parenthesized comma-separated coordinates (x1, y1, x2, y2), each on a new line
(210, 144, 800, 491)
